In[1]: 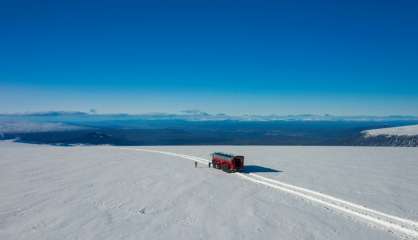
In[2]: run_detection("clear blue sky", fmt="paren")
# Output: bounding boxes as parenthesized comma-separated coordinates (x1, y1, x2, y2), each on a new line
(1, 0, 418, 115)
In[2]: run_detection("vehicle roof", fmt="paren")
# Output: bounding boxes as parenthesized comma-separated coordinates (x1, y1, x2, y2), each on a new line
(213, 152, 236, 158)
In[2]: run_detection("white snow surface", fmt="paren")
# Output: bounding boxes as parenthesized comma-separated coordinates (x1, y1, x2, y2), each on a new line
(1, 141, 418, 240)
(363, 124, 418, 137)
(0, 121, 85, 133)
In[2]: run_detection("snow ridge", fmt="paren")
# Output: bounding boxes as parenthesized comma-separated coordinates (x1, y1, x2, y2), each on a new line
(119, 147, 418, 239)
(363, 125, 418, 137)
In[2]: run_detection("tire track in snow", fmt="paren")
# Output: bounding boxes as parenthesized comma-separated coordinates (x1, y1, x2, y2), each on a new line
(236, 173, 418, 239)
(247, 173, 418, 232)
(118, 147, 418, 239)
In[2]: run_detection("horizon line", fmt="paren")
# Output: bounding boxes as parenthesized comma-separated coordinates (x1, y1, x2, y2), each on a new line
(1, 110, 418, 119)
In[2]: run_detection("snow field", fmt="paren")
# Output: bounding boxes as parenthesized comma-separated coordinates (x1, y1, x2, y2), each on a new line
(122, 148, 418, 239)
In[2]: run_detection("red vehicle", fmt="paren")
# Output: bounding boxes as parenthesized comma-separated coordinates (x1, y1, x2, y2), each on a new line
(211, 152, 244, 172)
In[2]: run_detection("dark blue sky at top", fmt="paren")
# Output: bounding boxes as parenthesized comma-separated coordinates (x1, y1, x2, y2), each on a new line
(1, 0, 418, 115)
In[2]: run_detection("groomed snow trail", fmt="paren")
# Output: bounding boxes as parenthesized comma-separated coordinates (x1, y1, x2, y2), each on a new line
(118, 147, 418, 239)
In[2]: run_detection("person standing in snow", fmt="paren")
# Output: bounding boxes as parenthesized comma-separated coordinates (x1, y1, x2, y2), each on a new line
(194, 161, 197, 168)
(208, 162, 211, 168)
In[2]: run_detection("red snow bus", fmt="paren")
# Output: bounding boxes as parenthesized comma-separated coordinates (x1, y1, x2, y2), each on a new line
(211, 152, 244, 172)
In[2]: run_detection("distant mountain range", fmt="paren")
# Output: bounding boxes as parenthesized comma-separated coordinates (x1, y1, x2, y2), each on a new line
(1, 111, 418, 122)
(1, 111, 417, 146)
